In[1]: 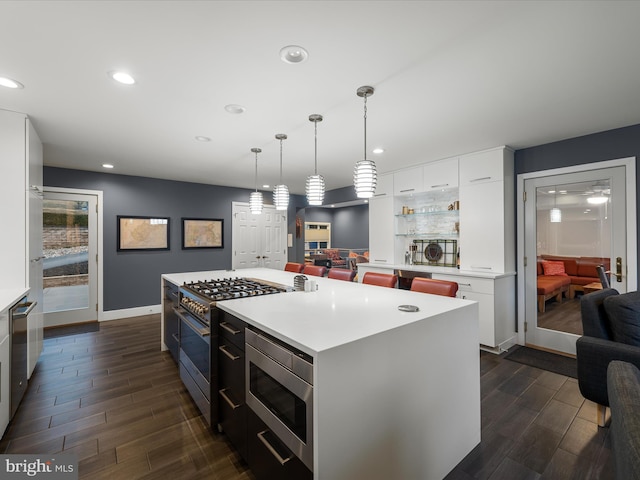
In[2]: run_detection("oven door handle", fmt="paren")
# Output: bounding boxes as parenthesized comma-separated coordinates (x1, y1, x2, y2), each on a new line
(174, 307, 210, 337)
(257, 430, 294, 466)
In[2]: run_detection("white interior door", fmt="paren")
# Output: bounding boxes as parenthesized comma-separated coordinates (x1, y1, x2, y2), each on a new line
(523, 163, 635, 354)
(43, 190, 98, 326)
(232, 202, 287, 270)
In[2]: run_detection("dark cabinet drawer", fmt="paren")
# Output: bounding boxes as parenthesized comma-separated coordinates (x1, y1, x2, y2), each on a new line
(247, 409, 312, 480)
(163, 282, 180, 364)
(219, 311, 247, 350)
(218, 340, 245, 400)
(219, 390, 247, 460)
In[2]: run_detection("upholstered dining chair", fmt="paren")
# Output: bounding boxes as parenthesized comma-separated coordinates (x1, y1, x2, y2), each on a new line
(362, 272, 397, 288)
(328, 268, 356, 282)
(410, 277, 458, 297)
(284, 262, 305, 273)
(302, 264, 327, 277)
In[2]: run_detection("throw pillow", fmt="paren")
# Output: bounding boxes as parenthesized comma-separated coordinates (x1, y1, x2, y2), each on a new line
(604, 291, 640, 346)
(542, 260, 567, 276)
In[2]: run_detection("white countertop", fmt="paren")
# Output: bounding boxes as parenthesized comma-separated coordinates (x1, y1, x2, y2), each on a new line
(0, 288, 30, 312)
(358, 262, 516, 279)
(162, 268, 476, 356)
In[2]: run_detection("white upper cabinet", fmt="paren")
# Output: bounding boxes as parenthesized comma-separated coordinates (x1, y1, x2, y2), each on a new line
(459, 148, 506, 186)
(423, 157, 458, 192)
(373, 172, 394, 198)
(393, 166, 424, 196)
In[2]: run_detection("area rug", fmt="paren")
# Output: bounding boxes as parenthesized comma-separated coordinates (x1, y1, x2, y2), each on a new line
(503, 346, 577, 379)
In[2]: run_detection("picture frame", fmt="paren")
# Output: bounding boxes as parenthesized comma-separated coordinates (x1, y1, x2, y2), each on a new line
(181, 217, 223, 249)
(117, 216, 170, 251)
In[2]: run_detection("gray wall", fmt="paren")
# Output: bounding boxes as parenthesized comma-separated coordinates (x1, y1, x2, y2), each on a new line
(514, 123, 640, 274)
(44, 167, 306, 311)
(305, 204, 369, 250)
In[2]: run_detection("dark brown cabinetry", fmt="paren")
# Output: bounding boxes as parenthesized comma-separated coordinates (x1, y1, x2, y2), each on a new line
(217, 310, 248, 459)
(163, 282, 179, 363)
(247, 409, 313, 480)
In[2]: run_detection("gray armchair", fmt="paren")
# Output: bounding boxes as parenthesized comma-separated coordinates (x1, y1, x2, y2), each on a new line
(576, 288, 640, 426)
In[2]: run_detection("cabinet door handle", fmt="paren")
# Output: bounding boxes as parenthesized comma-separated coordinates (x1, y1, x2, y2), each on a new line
(219, 344, 240, 361)
(171, 333, 179, 343)
(400, 188, 415, 193)
(219, 388, 241, 410)
(373, 259, 388, 263)
(430, 183, 449, 188)
(257, 430, 294, 465)
(469, 176, 492, 183)
(458, 283, 472, 287)
(220, 322, 241, 335)
(373, 192, 387, 197)
(470, 265, 492, 270)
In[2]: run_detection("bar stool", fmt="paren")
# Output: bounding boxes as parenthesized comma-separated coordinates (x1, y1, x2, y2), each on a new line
(303, 265, 327, 277)
(284, 262, 305, 273)
(362, 272, 397, 288)
(328, 269, 357, 282)
(410, 277, 458, 297)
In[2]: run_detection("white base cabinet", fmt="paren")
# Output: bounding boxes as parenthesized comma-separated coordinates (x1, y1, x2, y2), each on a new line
(0, 308, 9, 436)
(432, 272, 516, 350)
(368, 174, 395, 264)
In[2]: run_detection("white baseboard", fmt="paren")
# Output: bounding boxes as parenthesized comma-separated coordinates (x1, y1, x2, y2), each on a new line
(100, 304, 161, 322)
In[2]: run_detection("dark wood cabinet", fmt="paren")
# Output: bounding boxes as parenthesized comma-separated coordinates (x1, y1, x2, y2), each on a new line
(163, 282, 179, 363)
(218, 311, 248, 459)
(247, 409, 313, 480)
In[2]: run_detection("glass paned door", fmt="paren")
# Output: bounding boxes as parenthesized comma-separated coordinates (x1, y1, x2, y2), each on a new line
(524, 166, 627, 354)
(43, 191, 98, 326)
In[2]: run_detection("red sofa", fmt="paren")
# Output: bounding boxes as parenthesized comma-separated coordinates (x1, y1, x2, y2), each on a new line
(537, 255, 610, 313)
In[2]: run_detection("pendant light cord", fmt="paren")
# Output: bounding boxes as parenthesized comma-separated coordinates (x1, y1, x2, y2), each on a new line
(314, 119, 318, 175)
(279, 138, 283, 183)
(254, 152, 258, 192)
(363, 93, 368, 161)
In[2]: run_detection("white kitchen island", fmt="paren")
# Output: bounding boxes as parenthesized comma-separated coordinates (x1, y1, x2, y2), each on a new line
(162, 268, 480, 480)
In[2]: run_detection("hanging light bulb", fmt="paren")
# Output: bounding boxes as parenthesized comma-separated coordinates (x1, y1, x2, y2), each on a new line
(306, 114, 325, 206)
(273, 134, 289, 210)
(550, 186, 561, 223)
(354, 85, 377, 198)
(249, 148, 263, 214)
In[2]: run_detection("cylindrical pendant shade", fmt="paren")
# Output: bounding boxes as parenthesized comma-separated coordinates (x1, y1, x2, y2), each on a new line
(354, 159, 377, 198)
(273, 184, 289, 211)
(306, 174, 325, 206)
(249, 191, 263, 214)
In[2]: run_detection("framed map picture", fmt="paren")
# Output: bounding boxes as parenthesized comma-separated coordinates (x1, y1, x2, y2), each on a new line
(117, 216, 170, 251)
(182, 218, 223, 249)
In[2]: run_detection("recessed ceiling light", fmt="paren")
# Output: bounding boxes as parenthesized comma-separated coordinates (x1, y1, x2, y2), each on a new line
(262, 184, 270, 189)
(108, 71, 136, 85)
(280, 45, 308, 64)
(0, 76, 24, 89)
(372, 148, 384, 154)
(225, 104, 246, 114)
(102, 163, 114, 169)
(195, 136, 211, 142)
(364, 200, 369, 204)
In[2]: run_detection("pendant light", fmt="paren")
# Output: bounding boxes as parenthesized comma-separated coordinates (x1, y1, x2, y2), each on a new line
(354, 85, 377, 198)
(273, 134, 289, 210)
(549, 187, 561, 223)
(249, 147, 263, 214)
(306, 114, 325, 206)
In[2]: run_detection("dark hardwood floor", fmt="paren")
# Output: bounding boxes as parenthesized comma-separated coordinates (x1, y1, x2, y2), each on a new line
(0, 315, 613, 479)
(537, 295, 583, 336)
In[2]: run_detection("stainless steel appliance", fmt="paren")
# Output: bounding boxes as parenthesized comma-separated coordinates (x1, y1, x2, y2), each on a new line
(9, 297, 36, 419)
(246, 328, 314, 472)
(176, 277, 288, 427)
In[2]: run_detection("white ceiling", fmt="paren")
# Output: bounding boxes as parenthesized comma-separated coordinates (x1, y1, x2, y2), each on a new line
(2, 1, 639, 197)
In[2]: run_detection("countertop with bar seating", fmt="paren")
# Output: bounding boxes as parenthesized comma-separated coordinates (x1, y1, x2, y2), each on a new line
(161, 267, 480, 479)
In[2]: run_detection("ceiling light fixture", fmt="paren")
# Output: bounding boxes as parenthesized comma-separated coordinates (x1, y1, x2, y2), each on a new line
(225, 104, 246, 114)
(550, 186, 561, 223)
(273, 133, 290, 211)
(102, 163, 114, 169)
(0, 76, 24, 89)
(249, 148, 263, 215)
(306, 114, 325, 206)
(280, 45, 308, 64)
(587, 195, 608, 205)
(195, 136, 211, 142)
(354, 86, 377, 198)
(108, 71, 135, 85)
(372, 148, 384, 154)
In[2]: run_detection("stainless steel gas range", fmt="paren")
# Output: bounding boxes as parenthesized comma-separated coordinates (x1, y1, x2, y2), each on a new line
(174, 277, 288, 427)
